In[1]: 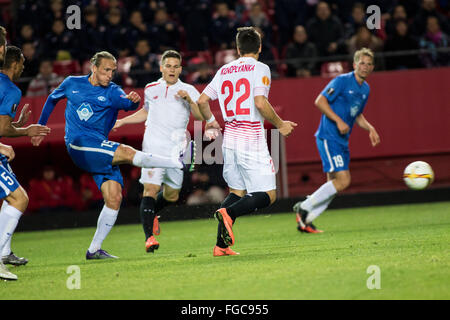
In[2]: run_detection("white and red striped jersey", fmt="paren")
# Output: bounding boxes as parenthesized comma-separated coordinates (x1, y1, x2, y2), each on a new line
(143, 78, 200, 158)
(203, 56, 271, 150)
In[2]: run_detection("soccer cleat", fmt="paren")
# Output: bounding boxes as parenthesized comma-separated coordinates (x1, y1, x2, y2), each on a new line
(179, 140, 196, 172)
(214, 208, 235, 246)
(213, 246, 240, 257)
(2, 252, 29, 266)
(153, 215, 160, 236)
(293, 201, 323, 234)
(0, 262, 18, 280)
(86, 249, 119, 260)
(145, 236, 160, 253)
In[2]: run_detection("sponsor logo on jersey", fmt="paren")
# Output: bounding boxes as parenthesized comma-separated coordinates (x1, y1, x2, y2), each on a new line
(76, 103, 94, 121)
(98, 96, 106, 102)
(350, 105, 359, 117)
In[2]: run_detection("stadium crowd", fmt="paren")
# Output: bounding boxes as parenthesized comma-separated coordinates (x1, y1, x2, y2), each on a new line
(0, 0, 448, 95)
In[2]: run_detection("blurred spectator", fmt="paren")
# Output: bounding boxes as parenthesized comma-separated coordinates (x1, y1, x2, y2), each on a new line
(41, 0, 65, 36)
(138, 0, 158, 22)
(43, 19, 78, 61)
(210, 2, 239, 50)
(127, 10, 151, 53)
(192, 62, 214, 85)
(385, 4, 409, 37)
(130, 39, 161, 88)
(347, 25, 384, 57)
(412, 0, 450, 36)
(256, 27, 278, 76)
(149, 7, 180, 52)
(80, 173, 104, 210)
(15, 24, 40, 51)
(178, 0, 211, 51)
(19, 42, 40, 93)
(243, 2, 273, 43)
(275, 0, 310, 50)
(27, 166, 76, 213)
(419, 16, 450, 67)
(384, 19, 421, 70)
(78, 5, 107, 61)
(285, 25, 318, 77)
(105, 8, 131, 58)
(26, 60, 64, 97)
(186, 170, 226, 205)
(343, 2, 367, 39)
(306, 1, 345, 56)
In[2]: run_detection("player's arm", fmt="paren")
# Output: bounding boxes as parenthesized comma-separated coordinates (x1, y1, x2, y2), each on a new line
(113, 107, 148, 131)
(315, 94, 349, 134)
(11, 103, 31, 128)
(177, 90, 204, 120)
(0, 115, 50, 137)
(110, 86, 141, 111)
(254, 95, 297, 137)
(355, 113, 380, 147)
(0, 142, 15, 162)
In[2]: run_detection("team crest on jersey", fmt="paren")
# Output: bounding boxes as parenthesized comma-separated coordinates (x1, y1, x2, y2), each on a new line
(97, 96, 106, 102)
(350, 106, 359, 117)
(76, 103, 94, 121)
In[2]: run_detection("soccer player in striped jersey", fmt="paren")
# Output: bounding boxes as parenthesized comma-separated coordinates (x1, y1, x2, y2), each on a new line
(293, 48, 380, 233)
(32, 51, 188, 260)
(197, 27, 297, 256)
(113, 50, 203, 253)
(0, 46, 51, 280)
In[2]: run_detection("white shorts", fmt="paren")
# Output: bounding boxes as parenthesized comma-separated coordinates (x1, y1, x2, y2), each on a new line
(222, 146, 276, 193)
(139, 167, 183, 189)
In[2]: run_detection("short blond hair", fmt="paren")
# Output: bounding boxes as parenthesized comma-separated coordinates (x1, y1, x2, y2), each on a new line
(354, 48, 374, 63)
(90, 51, 116, 67)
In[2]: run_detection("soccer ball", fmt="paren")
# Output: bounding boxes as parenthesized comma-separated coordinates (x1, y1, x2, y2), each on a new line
(403, 161, 434, 190)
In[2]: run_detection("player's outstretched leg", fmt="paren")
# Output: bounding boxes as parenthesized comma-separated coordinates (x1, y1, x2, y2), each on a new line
(112, 144, 183, 170)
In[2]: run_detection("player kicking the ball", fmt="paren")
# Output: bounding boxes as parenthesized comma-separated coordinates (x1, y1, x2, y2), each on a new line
(32, 51, 189, 260)
(293, 48, 380, 233)
(197, 27, 297, 256)
(114, 50, 203, 253)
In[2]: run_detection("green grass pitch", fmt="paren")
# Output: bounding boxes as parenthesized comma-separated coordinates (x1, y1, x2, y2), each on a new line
(1, 202, 449, 300)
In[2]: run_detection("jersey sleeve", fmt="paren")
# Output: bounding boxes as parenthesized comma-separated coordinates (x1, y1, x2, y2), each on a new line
(38, 76, 69, 125)
(143, 87, 151, 111)
(202, 70, 220, 100)
(321, 76, 344, 103)
(254, 63, 271, 98)
(109, 85, 140, 111)
(187, 85, 201, 103)
(0, 88, 21, 118)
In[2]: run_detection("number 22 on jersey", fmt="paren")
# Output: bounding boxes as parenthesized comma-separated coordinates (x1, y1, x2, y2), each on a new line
(221, 78, 250, 117)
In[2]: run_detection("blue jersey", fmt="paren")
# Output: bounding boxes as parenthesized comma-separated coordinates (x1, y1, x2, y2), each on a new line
(315, 71, 370, 146)
(0, 73, 22, 164)
(0, 73, 21, 121)
(38, 75, 139, 143)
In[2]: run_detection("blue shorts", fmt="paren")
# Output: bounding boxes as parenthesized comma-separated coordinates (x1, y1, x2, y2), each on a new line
(66, 135, 123, 190)
(0, 155, 20, 199)
(316, 137, 350, 173)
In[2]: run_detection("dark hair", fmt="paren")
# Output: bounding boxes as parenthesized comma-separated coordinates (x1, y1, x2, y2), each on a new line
(160, 50, 182, 65)
(0, 26, 6, 46)
(236, 27, 261, 55)
(3, 45, 23, 69)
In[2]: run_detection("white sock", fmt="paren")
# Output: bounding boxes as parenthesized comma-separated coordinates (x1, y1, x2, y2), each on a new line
(88, 205, 119, 253)
(132, 151, 182, 169)
(305, 195, 335, 224)
(0, 204, 23, 255)
(0, 201, 11, 256)
(301, 181, 337, 212)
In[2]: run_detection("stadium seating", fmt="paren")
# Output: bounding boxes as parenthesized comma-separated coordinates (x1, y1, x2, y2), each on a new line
(320, 61, 350, 78)
(52, 60, 81, 77)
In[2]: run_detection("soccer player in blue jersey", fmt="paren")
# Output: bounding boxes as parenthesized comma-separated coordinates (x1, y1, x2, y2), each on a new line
(32, 51, 186, 260)
(0, 46, 51, 280)
(293, 48, 380, 233)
